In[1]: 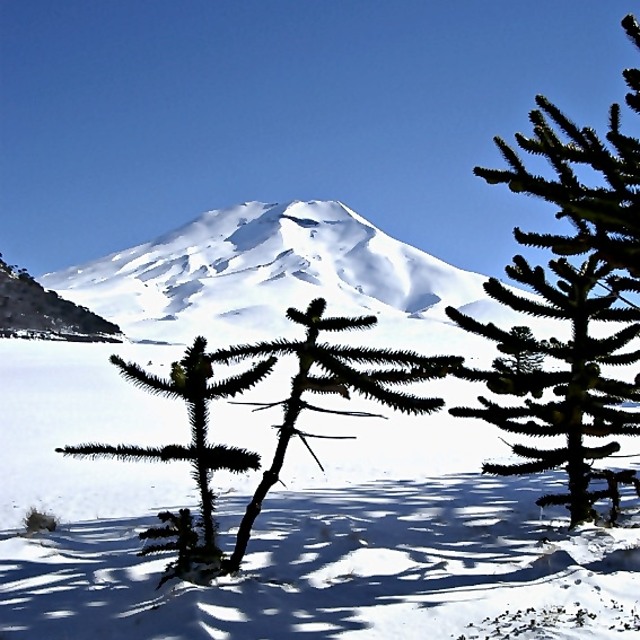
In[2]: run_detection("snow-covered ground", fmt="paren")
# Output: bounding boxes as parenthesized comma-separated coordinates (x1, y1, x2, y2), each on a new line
(5, 200, 640, 637)
(2, 332, 640, 639)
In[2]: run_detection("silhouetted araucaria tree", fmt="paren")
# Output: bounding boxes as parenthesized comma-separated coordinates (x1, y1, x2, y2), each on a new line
(56, 336, 276, 581)
(208, 297, 462, 574)
(446, 255, 640, 528)
(473, 14, 640, 279)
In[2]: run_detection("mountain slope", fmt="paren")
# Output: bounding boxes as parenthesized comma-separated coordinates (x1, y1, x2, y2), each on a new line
(39, 200, 515, 343)
(0, 254, 123, 342)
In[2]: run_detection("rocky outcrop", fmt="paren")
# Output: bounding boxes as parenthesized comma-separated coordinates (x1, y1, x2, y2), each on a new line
(0, 255, 123, 342)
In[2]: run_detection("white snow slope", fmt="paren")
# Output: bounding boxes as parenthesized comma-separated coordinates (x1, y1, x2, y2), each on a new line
(2, 336, 640, 640)
(39, 200, 517, 344)
(3, 200, 639, 639)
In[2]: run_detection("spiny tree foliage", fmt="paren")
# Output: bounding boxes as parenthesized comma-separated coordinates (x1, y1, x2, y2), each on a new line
(473, 14, 640, 279)
(446, 254, 640, 528)
(57, 337, 276, 581)
(207, 298, 462, 574)
(493, 325, 546, 385)
(138, 509, 200, 588)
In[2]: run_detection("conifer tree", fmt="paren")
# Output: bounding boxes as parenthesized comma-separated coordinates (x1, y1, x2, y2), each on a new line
(493, 325, 546, 382)
(207, 298, 462, 574)
(57, 337, 276, 580)
(473, 14, 640, 279)
(446, 254, 640, 527)
(138, 509, 200, 587)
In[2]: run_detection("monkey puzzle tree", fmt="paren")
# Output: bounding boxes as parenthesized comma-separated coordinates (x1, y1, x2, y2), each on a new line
(446, 254, 640, 528)
(56, 336, 276, 582)
(207, 298, 462, 574)
(492, 325, 546, 388)
(473, 14, 640, 279)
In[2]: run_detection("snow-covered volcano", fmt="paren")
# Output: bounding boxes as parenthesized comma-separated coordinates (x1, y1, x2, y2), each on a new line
(40, 200, 504, 343)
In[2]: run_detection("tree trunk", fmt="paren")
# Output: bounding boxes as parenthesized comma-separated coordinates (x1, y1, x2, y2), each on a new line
(190, 396, 217, 551)
(222, 425, 295, 573)
(222, 380, 306, 574)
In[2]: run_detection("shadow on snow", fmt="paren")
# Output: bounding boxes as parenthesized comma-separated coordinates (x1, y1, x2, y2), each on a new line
(0, 471, 624, 639)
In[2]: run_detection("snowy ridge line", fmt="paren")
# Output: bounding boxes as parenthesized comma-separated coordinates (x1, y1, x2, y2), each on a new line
(38, 200, 517, 344)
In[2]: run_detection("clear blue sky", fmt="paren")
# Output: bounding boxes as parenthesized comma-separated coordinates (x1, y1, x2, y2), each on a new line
(1, 1, 638, 278)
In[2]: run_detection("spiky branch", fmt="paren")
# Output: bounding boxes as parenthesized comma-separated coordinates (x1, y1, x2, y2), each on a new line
(447, 254, 640, 527)
(57, 336, 276, 581)
(474, 14, 640, 278)
(213, 298, 462, 573)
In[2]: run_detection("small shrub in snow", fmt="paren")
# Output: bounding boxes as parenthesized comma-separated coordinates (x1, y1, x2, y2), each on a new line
(23, 507, 58, 534)
(139, 508, 222, 588)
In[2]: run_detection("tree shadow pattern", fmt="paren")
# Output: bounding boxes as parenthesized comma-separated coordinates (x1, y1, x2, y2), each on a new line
(1, 471, 634, 639)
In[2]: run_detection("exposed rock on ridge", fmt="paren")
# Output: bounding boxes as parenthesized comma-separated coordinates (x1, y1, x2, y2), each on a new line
(1, 254, 123, 342)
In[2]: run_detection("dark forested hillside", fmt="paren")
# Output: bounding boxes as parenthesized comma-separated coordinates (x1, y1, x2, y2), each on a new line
(0, 254, 123, 342)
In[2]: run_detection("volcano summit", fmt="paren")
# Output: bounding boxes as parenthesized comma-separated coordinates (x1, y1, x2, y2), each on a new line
(40, 200, 501, 343)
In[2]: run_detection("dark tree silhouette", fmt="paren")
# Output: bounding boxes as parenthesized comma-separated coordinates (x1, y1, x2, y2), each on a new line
(446, 254, 640, 527)
(491, 325, 547, 397)
(138, 509, 200, 587)
(208, 298, 463, 574)
(56, 337, 276, 582)
(473, 14, 640, 280)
